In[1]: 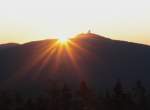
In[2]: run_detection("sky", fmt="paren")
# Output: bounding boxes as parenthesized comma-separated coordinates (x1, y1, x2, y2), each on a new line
(0, 0, 150, 45)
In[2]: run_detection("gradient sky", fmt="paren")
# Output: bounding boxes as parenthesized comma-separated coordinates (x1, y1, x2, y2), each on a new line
(0, 0, 150, 45)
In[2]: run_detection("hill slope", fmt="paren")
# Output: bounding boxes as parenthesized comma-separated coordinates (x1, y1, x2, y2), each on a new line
(0, 43, 19, 50)
(0, 33, 150, 91)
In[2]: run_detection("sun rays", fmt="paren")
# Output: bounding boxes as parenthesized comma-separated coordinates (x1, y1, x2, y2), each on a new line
(7, 35, 98, 83)
(57, 36, 70, 45)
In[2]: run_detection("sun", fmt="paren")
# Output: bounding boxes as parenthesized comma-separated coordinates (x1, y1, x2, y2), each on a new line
(58, 36, 70, 44)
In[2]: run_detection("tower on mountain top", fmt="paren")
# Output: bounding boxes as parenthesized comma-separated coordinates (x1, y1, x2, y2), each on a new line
(88, 29, 91, 33)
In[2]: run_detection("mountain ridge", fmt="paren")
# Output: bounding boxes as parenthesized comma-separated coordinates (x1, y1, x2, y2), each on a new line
(0, 33, 149, 48)
(0, 33, 150, 92)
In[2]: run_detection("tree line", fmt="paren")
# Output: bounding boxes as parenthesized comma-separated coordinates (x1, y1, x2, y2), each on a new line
(0, 80, 149, 110)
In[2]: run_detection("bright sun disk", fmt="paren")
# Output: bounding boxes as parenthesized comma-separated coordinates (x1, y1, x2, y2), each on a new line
(58, 36, 70, 44)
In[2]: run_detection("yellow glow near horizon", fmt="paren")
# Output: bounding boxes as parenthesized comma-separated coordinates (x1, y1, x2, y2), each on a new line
(0, 0, 150, 45)
(58, 36, 70, 44)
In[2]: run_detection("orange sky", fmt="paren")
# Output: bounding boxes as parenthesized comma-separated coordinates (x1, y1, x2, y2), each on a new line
(0, 0, 150, 45)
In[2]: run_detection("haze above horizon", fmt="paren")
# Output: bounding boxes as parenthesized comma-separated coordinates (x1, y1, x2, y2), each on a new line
(0, 0, 150, 45)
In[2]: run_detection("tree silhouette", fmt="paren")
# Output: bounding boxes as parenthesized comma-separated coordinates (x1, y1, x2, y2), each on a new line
(47, 81, 61, 110)
(102, 89, 112, 110)
(112, 80, 124, 110)
(79, 80, 97, 110)
(60, 84, 72, 110)
(113, 80, 123, 97)
(133, 80, 147, 110)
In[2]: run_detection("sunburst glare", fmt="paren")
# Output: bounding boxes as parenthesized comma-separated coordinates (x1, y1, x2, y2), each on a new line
(58, 36, 70, 44)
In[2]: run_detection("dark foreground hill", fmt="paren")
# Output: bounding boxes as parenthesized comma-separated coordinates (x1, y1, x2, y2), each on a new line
(0, 33, 150, 92)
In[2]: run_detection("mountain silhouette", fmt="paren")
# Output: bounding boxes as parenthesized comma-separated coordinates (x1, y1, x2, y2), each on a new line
(0, 43, 19, 50)
(0, 33, 150, 92)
